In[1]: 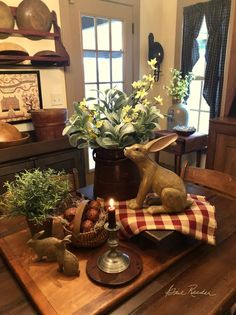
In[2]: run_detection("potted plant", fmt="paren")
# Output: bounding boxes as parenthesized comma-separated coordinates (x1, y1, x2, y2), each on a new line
(63, 59, 164, 200)
(163, 68, 194, 130)
(0, 168, 70, 237)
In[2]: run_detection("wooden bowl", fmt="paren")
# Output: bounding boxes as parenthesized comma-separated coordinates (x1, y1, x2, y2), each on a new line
(31, 50, 63, 66)
(16, 0, 52, 40)
(0, 132, 30, 149)
(0, 122, 22, 142)
(0, 42, 29, 64)
(0, 1, 15, 39)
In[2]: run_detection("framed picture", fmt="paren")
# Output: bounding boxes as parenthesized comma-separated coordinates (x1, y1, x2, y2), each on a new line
(0, 71, 42, 124)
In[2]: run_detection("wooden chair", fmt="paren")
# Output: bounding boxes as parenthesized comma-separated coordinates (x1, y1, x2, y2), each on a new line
(180, 161, 236, 199)
(61, 168, 80, 195)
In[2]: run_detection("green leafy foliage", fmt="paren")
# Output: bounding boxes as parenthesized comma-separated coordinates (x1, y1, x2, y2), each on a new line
(163, 68, 194, 102)
(0, 169, 70, 224)
(63, 59, 164, 149)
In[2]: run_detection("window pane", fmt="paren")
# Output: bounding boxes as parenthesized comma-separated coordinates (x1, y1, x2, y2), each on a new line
(112, 51, 123, 82)
(192, 55, 206, 77)
(99, 83, 111, 94)
(188, 110, 199, 129)
(201, 94, 210, 111)
(88, 148, 95, 170)
(82, 16, 95, 50)
(111, 20, 122, 50)
(83, 51, 97, 83)
(97, 18, 109, 50)
(85, 84, 97, 99)
(112, 82, 123, 91)
(188, 80, 201, 110)
(193, 17, 208, 77)
(98, 52, 110, 82)
(198, 112, 210, 134)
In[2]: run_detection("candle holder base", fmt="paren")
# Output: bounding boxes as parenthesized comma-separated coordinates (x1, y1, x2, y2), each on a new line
(86, 246, 142, 287)
(97, 249, 130, 273)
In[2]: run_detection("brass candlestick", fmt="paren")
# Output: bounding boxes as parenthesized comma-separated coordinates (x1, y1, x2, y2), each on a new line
(97, 222, 130, 273)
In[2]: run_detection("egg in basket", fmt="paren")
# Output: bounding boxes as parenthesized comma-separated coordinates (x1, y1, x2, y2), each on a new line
(62, 199, 108, 248)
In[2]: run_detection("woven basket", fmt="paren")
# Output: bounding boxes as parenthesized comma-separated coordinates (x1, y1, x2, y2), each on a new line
(64, 199, 108, 248)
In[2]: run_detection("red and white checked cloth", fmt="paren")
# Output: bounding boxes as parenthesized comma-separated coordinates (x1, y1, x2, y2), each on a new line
(104, 194, 217, 245)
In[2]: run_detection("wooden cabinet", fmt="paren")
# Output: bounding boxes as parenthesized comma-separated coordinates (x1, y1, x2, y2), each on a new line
(0, 160, 34, 195)
(0, 137, 85, 194)
(206, 118, 236, 176)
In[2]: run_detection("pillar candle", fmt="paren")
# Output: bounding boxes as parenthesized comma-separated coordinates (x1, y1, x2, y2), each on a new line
(108, 198, 116, 229)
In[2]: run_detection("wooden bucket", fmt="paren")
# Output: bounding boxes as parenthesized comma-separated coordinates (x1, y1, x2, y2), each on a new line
(93, 148, 140, 201)
(31, 108, 68, 141)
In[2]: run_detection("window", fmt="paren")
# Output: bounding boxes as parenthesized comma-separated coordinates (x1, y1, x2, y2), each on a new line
(82, 16, 124, 100)
(187, 17, 210, 134)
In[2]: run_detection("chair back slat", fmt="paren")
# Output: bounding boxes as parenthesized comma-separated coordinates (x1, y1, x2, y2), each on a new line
(58, 168, 80, 194)
(181, 163, 236, 199)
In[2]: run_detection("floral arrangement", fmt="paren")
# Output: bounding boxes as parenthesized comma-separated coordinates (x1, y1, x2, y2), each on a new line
(164, 68, 194, 102)
(63, 59, 164, 149)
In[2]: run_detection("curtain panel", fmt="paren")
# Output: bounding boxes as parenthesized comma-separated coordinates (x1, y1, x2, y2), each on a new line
(181, 3, 204, 77)
(181, 0, 231, 118)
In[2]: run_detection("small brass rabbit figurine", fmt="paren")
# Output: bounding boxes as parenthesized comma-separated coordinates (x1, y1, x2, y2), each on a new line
(124, 134, 192, 214)
(27, 231, 80, 277)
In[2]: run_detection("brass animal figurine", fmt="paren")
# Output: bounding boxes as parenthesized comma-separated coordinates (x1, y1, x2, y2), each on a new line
(27, 230, 61, 262)
(124, 134, 192, 214)
(55, 235, 80, 277)
(27, 231, 80, 277)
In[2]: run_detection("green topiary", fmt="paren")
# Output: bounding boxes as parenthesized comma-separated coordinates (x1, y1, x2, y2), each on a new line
(0, 168, 70, 224)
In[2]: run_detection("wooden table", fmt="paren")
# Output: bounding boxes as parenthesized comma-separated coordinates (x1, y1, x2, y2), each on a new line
(155, 130, 208, 175)
(0, 183, 235, 315)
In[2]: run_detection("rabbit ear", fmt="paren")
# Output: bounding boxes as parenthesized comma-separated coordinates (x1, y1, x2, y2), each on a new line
(61, 235, 72, 245)
(32, 230, 45, 240)
(145, 134, 178, 153)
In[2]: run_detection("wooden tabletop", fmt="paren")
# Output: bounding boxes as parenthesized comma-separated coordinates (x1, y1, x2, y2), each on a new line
(0, 183, 235, 315)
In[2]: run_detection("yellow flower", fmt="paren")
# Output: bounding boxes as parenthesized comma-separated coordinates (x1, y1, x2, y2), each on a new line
(132, 80, 143, 89)
(142, 99, 150, 106)
(135, 89, 148, 99)
(154, 95, 163, 106)
(88, 115, 93, 122)
(143, 74, 155, 83)
(123, 116, 132, 123)
(96, 121, 103, 128)
(123, 104, 132, 112)
(79, 98, 87, 110)
(148, 58, 157, 70)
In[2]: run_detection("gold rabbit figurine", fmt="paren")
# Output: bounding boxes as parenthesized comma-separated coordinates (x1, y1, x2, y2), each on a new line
(124, 134, 192, 214)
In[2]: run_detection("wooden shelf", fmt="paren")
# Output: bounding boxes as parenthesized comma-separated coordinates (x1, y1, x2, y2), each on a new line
(0, 8, 70, 68)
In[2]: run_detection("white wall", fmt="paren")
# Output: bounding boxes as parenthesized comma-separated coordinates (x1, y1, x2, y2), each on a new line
(0, 0, 67, 132)
(140, 0, 178, 130)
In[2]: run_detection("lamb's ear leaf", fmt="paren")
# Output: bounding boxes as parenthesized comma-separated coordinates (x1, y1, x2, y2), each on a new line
(145, 133, 178, 153)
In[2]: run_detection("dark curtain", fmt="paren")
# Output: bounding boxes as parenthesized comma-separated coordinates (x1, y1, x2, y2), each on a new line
(181, 3, 204, 76)
(203, 0, 231, 118)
